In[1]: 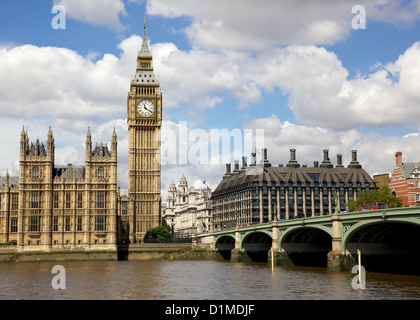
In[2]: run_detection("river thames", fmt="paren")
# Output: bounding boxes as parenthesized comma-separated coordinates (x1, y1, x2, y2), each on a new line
(1, 259, 420, 300)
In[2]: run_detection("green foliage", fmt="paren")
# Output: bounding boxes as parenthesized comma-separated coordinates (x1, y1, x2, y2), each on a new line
(0, 240, 17, 246)
(161, 218, 171, 231)
(145, 220, 172, 240)
(347, 186, 403, 212)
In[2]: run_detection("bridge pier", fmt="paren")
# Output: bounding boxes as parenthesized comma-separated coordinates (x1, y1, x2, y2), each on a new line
(231, 227, 250, 262)
(231, 249, 252, 263)
(268, 250, 294, 267)
(327, 214, 355, 271)
(269, 221, 294, 266)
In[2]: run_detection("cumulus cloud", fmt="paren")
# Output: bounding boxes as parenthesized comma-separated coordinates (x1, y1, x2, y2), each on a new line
(53, 0, 127, 30)
(152, 39, 420, 130)
(0, 35, 142, 124)
(261, 42, 420, 130)
(243, 114, 420, 177)
(146, 0, 420, 50)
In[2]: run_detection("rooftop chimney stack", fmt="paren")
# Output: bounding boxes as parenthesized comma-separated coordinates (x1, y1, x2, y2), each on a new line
(259, 148, 271, 167)
(241, 156, 247, 170)
(395, 151, 403, 167)
(348, 150, 362, 169)
(323, 149, 329, 161)
(320, 149, 333, 168)
(234, 160, 239, 171)
(251, 152, 256, 166)
(286, 148, 300, 167)
(336, 154, 343, 167)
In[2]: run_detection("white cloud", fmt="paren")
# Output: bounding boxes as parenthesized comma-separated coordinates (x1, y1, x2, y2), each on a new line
(243, 114, 420, 177)
(146, 0, 420, 50)
(53, 0, 127, 30)
(0, 36, 143, 125)
(146, 0, 354, 49)
(153, 39, 420, 130)
(369, 0, 420, 26)
(262, 42, 420, 130)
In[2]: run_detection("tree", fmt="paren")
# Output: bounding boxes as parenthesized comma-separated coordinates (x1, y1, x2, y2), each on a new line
(347, 186, 403, 212)
(145, 220, 172, 240)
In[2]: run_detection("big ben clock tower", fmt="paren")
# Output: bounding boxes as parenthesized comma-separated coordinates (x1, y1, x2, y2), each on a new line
(127, 20, 162, 243)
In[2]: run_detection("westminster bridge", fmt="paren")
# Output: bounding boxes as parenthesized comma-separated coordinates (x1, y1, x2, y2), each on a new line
(210, 206, 420, 274)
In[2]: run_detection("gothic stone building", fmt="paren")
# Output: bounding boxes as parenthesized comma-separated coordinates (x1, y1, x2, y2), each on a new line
(0, 23, 162, 251)
(211, 148, 377, 230)
(0, 128, 118, 251)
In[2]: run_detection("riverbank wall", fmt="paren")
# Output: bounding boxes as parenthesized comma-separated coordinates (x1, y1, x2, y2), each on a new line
(0, 244, 224, 263)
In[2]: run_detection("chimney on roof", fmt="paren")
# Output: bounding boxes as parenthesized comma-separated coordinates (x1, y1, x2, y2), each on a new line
(320, 149, 333, 168)
(241, 156, 247, 170)
(348, 150, 362, 169)
(314, 161, 319, 168)
(395, 151, 403, 167)
(336, 154, 344, 167)
(259, 148, 271, 167)
(251, 152, 256, 166)
(234, 160, 239, 171)
(226, 163, 231, 174)
(286, 148, 300, 167)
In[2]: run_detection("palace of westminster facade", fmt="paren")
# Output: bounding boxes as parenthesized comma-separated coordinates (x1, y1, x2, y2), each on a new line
(0, 24, 162, 251)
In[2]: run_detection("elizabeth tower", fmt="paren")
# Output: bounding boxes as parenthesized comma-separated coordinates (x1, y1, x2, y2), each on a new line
(127, 22, 162, 243)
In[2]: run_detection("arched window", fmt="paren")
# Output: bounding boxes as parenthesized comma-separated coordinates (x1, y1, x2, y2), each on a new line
(98, 167, 105, 180)
(32, 167, 39, 180)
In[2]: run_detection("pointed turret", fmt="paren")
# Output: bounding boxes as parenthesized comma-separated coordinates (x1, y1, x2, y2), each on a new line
(20, 126, 28, 158)
(132, 18, 159, 86)
(47, 126, 55, 160)
(111, 127, 117, 160)
(86, 127, 92, 161)
(138, 17, 153, 60)
(5, 169, 9, 188)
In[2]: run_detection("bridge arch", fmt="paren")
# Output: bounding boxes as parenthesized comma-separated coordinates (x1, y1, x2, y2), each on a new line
(343, 218, 420, 275)
(215, 235, 236, 260)
(240, 231, 273, 262)
(279, 226, 333, 268)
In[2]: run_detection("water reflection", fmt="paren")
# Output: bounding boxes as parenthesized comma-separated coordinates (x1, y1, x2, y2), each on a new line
(0, 260, 420, 300)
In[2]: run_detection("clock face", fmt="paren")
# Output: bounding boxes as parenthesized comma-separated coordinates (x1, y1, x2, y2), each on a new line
(137, 99, 154, 117)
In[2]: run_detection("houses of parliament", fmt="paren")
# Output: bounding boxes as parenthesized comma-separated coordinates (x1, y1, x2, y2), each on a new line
(0, 24, 162, 252)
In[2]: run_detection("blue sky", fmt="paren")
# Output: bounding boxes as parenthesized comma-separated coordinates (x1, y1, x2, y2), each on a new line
(1, 0, 420, 199)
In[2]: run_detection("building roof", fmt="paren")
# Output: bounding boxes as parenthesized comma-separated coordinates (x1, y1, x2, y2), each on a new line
(212, 149, 376, 197)
(138, 19, 152, 59)
(91, 143, 111, 157)
(131, 19, 160, 87)
(0, 176, 19, 188)
(399, 163, 420, 179)
(53, 166, 85, 180)
(28, 139, 46, 156)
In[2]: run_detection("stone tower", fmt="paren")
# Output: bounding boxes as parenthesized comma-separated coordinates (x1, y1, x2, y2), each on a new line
(127, 20, 162, 242)
(17, 126, 55, 251)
